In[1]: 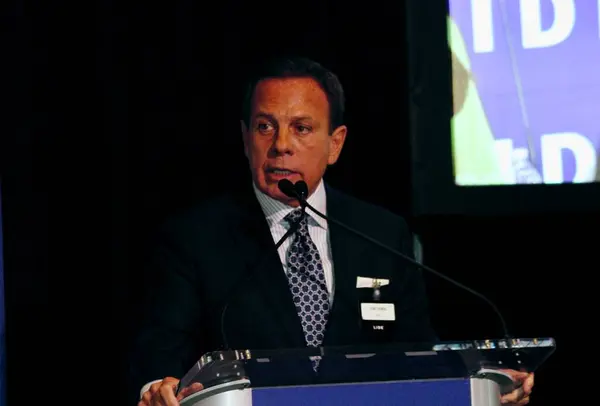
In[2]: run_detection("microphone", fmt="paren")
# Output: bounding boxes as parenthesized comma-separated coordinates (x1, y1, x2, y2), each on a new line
(277, 179, 511, 339)
(219, 205, 306, 349)
(279, 178, 308, 208)
(278, 178, 298, 200)
(295, 181, 308, 200)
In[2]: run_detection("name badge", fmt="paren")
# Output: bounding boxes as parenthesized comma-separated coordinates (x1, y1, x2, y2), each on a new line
(360, 302, 396, 321)
(356, 277, 390, 289)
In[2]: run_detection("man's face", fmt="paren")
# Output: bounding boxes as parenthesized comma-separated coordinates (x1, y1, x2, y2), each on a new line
(242, 77, 347, 206)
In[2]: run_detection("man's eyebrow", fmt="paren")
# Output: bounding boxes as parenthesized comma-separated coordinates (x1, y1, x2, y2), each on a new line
(253, 113, 315, 122)
(253, 112, 276, 121)
(291, 115, 314, 122)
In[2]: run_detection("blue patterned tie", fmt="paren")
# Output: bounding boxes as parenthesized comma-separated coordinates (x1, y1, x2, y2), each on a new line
(284, 208, 330, 362)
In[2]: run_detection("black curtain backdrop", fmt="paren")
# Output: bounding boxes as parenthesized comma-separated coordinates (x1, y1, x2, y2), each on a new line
(2, 1, 596, 405)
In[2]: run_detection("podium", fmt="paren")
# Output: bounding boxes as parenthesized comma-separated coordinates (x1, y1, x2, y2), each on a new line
(177, 337, 555, 406)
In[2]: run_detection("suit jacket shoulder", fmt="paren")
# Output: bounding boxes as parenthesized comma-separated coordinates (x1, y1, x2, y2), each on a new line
(325, 185, 414, 258)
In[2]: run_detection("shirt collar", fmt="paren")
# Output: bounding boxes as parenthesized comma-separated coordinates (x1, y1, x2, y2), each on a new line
(252, 179, 328, 229)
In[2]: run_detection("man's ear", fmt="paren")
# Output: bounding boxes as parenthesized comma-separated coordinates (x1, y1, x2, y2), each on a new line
(327, 125, 347, 165)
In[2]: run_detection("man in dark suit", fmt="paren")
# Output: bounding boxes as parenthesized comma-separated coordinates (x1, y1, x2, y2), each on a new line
(130, 56, 534, 406)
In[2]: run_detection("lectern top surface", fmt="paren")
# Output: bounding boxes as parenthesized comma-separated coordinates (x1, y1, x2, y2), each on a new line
(178, 337, 556, 390)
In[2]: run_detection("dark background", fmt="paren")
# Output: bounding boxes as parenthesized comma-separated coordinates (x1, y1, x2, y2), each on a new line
(2, 0, 594, 405)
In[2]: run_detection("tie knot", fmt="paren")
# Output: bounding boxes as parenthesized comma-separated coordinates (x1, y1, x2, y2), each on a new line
(284, 208, 305, 225)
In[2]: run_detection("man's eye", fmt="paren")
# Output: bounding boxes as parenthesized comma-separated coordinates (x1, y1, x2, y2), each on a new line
(257, 123, 273, 132)
(296, 125, 311, 134)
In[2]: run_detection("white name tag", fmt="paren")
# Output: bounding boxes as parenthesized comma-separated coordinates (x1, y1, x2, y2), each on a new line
(360, 302, 396, 321)
(356, 277, 390, 289)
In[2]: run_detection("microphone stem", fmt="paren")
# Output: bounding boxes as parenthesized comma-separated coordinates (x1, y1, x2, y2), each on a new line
(302, 201, 511, 340)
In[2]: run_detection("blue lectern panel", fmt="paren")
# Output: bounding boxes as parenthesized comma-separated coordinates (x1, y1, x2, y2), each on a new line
(253, 379, 471, 406)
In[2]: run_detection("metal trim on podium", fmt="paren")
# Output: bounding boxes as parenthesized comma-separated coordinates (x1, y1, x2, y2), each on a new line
(176, 338, 555, 406)
(180, 380, 251, 406)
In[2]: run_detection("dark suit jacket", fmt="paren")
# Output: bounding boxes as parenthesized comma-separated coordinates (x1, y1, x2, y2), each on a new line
(127, 183, 436, 400)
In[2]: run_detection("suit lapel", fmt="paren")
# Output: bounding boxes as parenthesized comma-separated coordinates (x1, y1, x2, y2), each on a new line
(229, 190, 306, 348)
(322, 186, 364, 346)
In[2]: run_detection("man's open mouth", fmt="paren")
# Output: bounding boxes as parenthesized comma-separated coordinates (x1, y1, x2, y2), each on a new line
(266, 167, 297, 176)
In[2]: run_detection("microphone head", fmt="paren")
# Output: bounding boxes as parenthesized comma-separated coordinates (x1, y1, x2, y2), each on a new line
(294, 181, 308, 199)
(277, 179, 297, 198)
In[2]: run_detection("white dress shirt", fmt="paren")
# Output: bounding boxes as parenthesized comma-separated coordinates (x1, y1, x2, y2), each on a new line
(140, 180, 335, 399)
(252, 179, 335, 299)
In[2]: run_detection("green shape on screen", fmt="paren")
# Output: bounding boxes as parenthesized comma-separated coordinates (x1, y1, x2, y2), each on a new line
(448, 16, 509, 186)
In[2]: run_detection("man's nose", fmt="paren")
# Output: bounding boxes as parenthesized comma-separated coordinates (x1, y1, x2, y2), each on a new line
(272, 130, 293, 155)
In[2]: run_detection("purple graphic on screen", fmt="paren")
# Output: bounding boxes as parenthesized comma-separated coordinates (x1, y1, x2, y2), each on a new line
(449, 0, 600, 183)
